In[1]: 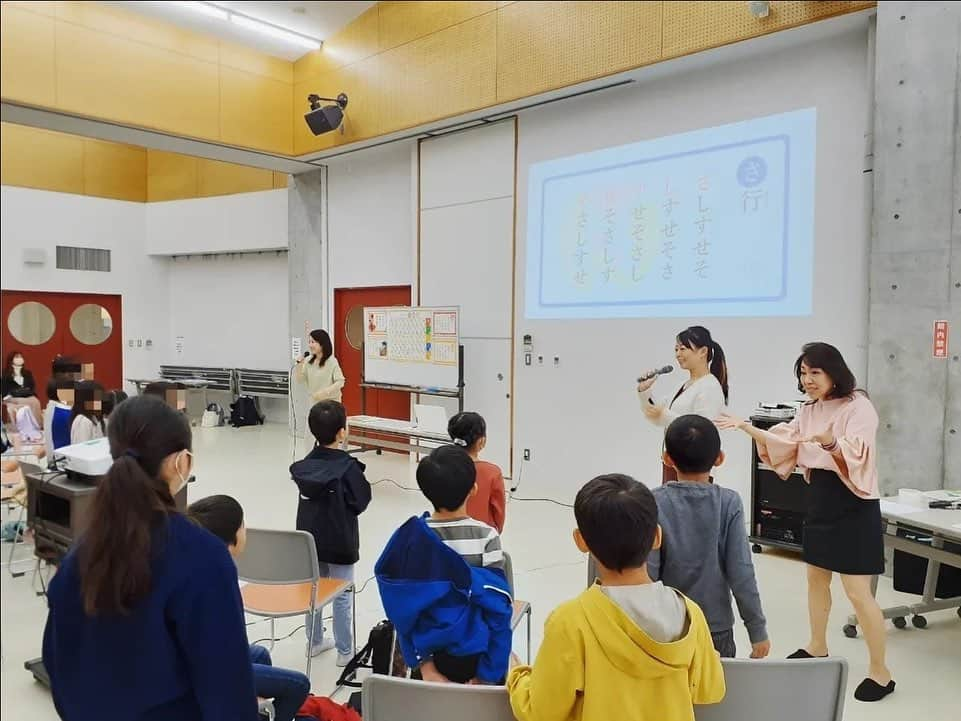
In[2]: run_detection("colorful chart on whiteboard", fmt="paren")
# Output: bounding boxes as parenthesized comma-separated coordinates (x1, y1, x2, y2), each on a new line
(365, 308, 457, 365)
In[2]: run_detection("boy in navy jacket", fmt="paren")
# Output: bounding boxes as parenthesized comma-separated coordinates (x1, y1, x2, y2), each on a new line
(290, 401, 372, 666)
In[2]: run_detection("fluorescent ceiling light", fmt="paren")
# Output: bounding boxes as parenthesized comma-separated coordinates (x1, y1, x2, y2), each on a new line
(172, 1, 228, 21)
(170, 1, 321, 51)
(230, 14, 321, 50)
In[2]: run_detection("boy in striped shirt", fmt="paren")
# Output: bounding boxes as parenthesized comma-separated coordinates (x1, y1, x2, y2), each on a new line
(420, 445, 504, 572)
(417, 445, 505, 681)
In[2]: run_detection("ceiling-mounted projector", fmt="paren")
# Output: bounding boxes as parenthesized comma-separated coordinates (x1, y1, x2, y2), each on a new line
(304, 93, 348, 135)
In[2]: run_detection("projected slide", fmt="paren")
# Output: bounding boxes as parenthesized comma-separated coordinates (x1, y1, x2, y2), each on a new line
(525, 108, 816, 319)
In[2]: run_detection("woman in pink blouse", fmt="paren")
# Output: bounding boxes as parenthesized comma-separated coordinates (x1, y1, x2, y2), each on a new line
(717, 342, 894, 703)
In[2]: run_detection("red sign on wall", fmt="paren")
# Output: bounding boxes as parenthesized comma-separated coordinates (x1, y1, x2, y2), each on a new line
(933, 320, 949, 359)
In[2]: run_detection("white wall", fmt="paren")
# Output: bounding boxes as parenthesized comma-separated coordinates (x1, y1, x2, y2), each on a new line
(145, 189, 288, 256)
(166, 253, 288, 370)
(513, 29, 872, 504)
(1, 185, 290, 421)
(0, 186, 167, 387)
(325, 141, 416, 311)
(419, 121, 516, 471)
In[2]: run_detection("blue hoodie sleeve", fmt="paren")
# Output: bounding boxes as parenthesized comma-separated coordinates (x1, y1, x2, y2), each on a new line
(474, 573, 514, 683)
(167, 543, 259, 721)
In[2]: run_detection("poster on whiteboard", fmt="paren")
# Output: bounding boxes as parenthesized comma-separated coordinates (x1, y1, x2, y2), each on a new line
(363, 306, 460, 390)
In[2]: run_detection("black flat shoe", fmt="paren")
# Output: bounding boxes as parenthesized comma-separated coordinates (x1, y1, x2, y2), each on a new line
(854, 678, 895, 702)
(787, 649, 828, 659)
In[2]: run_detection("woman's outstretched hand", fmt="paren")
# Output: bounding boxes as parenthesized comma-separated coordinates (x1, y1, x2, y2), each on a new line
(715, 413, 745, 431)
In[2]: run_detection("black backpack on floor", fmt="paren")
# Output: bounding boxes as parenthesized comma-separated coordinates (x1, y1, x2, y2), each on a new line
(229, 395, 263, 427)
(337, 620, 406, 713)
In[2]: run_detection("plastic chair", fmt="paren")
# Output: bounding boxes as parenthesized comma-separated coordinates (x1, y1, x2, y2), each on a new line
(695, 657, 848, 721)
(502, 552, 532, 662)
(362, 674, 514, 721)
(237, 528, 356, 677)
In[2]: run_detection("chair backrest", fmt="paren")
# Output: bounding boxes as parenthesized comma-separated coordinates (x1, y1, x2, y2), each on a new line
(695, 657, 847, 721)
(502, 550, 514, 595)
(362, 674, 514, 721)
(237, 528, 319, 585)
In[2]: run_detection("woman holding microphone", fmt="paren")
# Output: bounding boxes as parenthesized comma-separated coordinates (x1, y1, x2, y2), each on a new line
(637, 325, 729, 482)
(295, 329, 346, 450)
(716, 342, 893, 702)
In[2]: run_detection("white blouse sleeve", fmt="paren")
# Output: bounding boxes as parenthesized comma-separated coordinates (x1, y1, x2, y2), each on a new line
(660, 377, 726, 427)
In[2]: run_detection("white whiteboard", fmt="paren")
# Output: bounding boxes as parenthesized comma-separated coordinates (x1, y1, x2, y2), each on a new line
(363, 306, 460, 390)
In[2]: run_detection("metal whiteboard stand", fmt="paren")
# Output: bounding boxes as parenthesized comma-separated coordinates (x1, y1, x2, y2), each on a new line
(348, 345, 464, 456)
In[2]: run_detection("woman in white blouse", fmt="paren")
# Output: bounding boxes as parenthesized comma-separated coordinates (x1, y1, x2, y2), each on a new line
(294, 329, 346, 451)
(637, 325, 729, 482)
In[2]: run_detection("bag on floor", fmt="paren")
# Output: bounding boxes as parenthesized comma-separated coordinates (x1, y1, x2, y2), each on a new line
(202, 403, 226, 428)
(337, 620, 407, 714)
(229, 396, 263, 427)
(297, 695, 361, 721)
(336, 619, 401, 688)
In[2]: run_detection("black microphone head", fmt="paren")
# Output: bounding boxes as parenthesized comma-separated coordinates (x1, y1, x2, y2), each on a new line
(303, 351, 310, 357)
(660, 365, 674, 374)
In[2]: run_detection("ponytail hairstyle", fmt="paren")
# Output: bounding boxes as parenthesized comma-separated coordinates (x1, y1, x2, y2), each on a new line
(70, 380, 107, 435)
(676, 326, 729, 403)
(308, 329, 333, 367)
(447, 411, 487, 452)
(78, 394, 192, 616)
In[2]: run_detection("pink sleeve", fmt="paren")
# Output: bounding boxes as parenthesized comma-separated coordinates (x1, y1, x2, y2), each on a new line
(756, 416, 802, 480)
(831, 398, 879, 498)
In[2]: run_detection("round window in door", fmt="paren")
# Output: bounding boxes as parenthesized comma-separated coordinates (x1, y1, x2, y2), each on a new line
(345, 305, 365, 350)
(69, 304, 113, 345)
(7, 301, 56, 345)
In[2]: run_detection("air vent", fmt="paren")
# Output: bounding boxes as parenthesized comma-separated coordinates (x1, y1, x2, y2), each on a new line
(56, 246, 111, 272)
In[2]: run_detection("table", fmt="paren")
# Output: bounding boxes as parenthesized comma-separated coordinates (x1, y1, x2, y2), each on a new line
(843, 497, 961, 636)
(346, 415, 450, 457)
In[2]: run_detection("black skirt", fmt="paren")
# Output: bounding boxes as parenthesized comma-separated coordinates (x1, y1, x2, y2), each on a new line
(803, 469, 884, 575)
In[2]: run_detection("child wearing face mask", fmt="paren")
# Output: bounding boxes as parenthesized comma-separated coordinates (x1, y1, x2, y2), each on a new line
(42, 395, 257, 721)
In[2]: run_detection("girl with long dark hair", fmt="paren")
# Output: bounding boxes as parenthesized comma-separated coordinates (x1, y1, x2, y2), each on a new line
(717, 342, 894, 702)
(42, 395, 258, 720)
(69, 380, 107, 444)
(637, 325, 729, 482)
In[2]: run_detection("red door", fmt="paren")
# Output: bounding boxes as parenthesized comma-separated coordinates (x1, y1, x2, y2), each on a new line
(334, 286, 411, 418)
(1, 290, 123, 400)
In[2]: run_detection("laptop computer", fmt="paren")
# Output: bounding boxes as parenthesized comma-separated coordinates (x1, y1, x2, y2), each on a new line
(413, 404, 449, 434)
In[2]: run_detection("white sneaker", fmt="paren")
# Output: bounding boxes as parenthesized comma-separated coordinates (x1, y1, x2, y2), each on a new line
(335, 652, 353, 668)
(308, 638, 335, 657)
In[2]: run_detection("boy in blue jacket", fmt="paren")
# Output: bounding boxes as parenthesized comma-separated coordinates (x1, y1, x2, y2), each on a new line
(376, 444, 513, 685)
(290, 400, 372, 666)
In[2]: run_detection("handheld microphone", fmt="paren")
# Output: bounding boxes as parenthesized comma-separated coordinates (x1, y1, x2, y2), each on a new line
(637, 365, 674, 383)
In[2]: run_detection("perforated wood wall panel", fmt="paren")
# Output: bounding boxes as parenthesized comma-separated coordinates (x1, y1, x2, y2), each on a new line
(662, 1, 876, 58)
(496, 1, 662, 102)
(378, 1, 496, 51)
(383, 12, 497, 131)
(1, 2, 296, 155)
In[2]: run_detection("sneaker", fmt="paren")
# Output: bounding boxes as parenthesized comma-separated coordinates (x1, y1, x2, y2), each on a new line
(308, 638, 335, 657)
(335, 652, 353, 668)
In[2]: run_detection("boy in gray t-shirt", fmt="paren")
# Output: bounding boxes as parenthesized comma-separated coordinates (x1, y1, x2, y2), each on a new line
(648, 414, 771, 658)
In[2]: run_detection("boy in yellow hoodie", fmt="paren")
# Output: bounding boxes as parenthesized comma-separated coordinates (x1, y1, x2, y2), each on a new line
(508, 473, 725, 721)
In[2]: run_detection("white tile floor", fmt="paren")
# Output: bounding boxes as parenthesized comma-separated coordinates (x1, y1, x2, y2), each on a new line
(2, 423, 959, 719)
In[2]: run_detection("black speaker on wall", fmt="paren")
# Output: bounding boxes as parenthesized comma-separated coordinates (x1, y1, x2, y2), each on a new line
(304, 93, 348, 135)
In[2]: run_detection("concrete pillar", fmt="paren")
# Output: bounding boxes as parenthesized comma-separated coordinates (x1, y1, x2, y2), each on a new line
(288, 169, 326, 438)
(868, 2, 961, 493)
